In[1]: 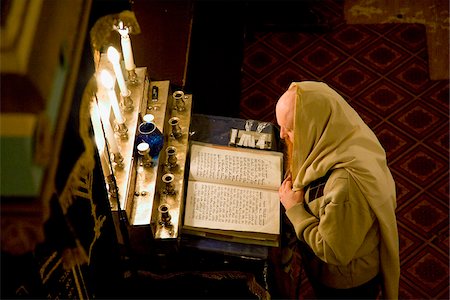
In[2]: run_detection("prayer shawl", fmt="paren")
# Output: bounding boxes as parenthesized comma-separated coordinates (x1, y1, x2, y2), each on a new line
(289, 81, 400, 299)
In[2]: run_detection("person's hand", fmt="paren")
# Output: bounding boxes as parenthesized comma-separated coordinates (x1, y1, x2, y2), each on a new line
(279, 173, 304, 210)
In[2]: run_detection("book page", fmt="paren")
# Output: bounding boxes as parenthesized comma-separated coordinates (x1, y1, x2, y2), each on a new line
(184, 181, 280, 235)
(189, 143, 282, 189)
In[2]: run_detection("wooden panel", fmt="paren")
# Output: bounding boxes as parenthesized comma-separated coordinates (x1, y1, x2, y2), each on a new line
(131, 0, 193, 87)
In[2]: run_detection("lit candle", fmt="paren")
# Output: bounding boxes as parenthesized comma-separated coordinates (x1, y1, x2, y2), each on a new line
(117, 21, 135, 71)
(97, 101, 120, 153)
(107, 46, 128, 96)
(100, 70, 124, 124)
(91, 102, 106, 150)
(90, 103, 112, 176)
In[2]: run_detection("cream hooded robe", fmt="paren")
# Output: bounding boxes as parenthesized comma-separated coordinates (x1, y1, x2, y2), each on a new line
(285, 81, 400, 299)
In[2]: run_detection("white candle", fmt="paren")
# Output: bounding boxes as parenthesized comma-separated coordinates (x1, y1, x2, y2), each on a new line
(122, 36, 135, 71)
(117, 22, 135, 71)
(107, 47, 128, 96)
(100, 70, 125, 124)
(107, 89, 124, 124)
(90, 103, 112, 176)
(91, 102, 107, 151)
(97, 101, 120, 153)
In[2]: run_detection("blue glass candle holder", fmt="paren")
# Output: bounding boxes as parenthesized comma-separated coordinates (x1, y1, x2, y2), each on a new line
(137, 122, 164, 158)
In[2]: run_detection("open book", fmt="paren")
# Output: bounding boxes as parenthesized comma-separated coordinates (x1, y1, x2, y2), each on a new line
(183, 142, 283, 247)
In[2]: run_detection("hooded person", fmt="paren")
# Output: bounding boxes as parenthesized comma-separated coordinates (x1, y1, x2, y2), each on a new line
(276, 81, 400, 299)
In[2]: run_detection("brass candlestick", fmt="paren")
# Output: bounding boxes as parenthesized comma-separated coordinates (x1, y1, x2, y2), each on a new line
(112, 152, 125, 169)
(165, 146, 178, 171)
(168, 117, 182, 139)
(121, 89, 134, 112)
(106, 174, 119, 201)
(158, 203, 172, 225)
(172, 90, 185, 112)
(161, 173, 175, 195)
(127, 69, 138, 84)
(115, 121, 128, 140)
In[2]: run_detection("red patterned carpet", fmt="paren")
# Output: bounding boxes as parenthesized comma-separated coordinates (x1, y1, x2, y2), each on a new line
(239, 1, 449, 299)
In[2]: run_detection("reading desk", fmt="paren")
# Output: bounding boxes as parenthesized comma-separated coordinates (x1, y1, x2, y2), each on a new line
(127, 113, 284, 299)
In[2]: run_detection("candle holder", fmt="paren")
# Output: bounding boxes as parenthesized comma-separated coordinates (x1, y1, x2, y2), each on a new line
(158, 203, 172, 226)
(127, 69, 138, 84)
(160, 173, 176, 195)
(112, 152, 125, 169)
(115, 121, 128, 140)
(172, 90, 185, 112)
(137, 142, 153, 168)
(168, 117, 182, 139)
(106, 174, 119, 201)
(121, 90, 134, 112)
(165, 146, 178, 171)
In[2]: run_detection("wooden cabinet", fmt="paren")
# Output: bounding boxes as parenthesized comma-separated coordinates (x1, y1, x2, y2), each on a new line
(1, 0, 92, 198)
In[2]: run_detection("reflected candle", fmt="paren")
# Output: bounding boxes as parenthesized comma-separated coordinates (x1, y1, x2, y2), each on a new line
(97, 101, 120, 153)
(100, 70, 124, 124)
(91, 101, 118, 153)
(91, 103, 112, 176)
(107, 46, 128, 96)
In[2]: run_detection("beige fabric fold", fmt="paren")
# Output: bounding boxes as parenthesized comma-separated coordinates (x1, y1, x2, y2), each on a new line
(290, 81, 400, 299)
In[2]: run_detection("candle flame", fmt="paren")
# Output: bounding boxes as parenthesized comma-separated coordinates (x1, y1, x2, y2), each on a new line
(100, 70, 114, 89)
(116, 20, 129, 37)
(107, 47, 120, 63)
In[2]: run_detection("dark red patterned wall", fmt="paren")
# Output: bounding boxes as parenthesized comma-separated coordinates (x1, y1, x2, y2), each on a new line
(239, 1, 449, 299)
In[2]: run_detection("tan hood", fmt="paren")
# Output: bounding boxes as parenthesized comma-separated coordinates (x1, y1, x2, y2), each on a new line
(290, 81, 400, 299)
